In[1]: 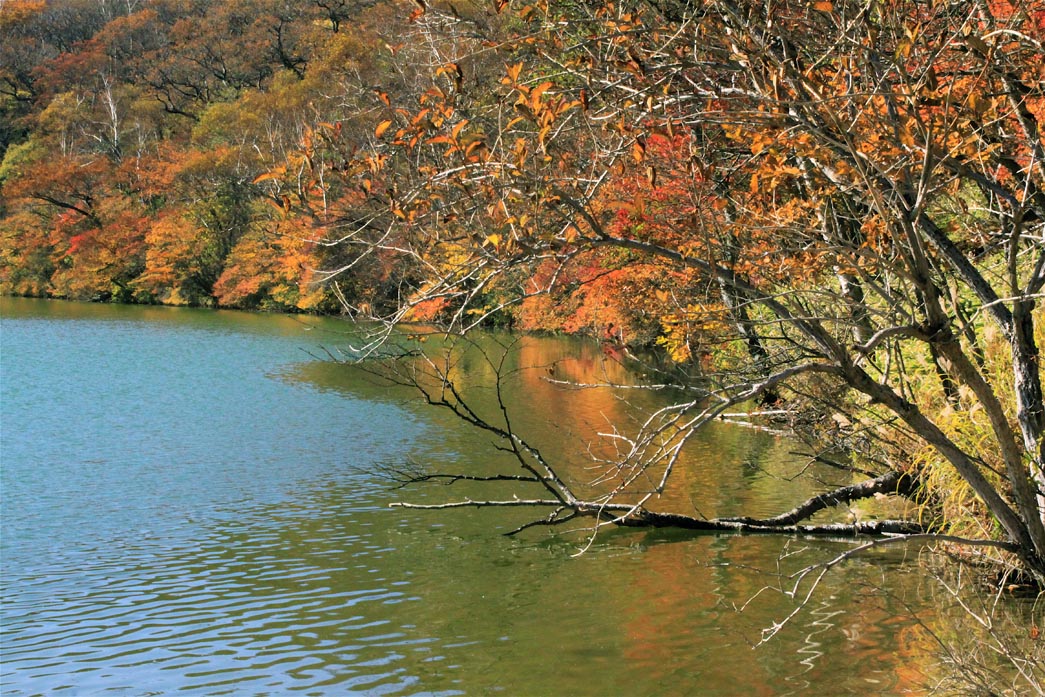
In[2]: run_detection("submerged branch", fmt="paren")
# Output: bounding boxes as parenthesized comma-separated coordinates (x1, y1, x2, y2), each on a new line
(504, 507, 580, 536)
(617, 511, 924, 536)
(383, 470, 541, 489)
(759, 533, 1023, 645)
(389, 498, 567, 509)
(388, 495, 926, 536)
(717, 468, 921, 527)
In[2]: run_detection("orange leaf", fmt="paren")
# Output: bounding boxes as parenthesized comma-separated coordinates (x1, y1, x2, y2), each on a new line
(530, 81, 554, 105)
(253, 171, 281, 184)
(632, 140, 646, 162)
(375, 120, 393, 138)
(505, 62, 523, 84)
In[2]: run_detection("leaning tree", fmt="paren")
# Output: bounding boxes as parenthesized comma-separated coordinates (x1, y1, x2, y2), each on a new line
(267, 0, 1045, 583)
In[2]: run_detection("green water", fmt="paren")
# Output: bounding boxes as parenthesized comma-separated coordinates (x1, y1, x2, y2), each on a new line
(0, 297, 964, 694)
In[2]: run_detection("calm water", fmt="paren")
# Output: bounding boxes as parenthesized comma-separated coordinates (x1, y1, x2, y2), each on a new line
(0, 297, 959, 694)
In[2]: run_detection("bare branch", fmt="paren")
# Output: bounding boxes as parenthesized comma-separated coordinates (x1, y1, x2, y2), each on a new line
(718, 469, 922, 527)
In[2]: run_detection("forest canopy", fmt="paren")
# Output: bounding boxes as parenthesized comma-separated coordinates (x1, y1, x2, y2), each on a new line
(1, 0, 419, 310)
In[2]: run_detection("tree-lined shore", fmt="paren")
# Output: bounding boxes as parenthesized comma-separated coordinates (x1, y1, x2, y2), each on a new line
(2, 0, 415, 311)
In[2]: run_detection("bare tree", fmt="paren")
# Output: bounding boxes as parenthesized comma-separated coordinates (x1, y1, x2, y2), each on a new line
(273, 0, 1045, 583)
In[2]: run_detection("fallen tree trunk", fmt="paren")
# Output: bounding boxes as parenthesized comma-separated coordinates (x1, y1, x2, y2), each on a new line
(716, 469, 922, 527)
(388, 464, 928, 538)
(615, 511, 924, 536)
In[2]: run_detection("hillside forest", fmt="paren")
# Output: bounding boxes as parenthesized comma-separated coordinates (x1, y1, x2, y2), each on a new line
(2, 0, 438, 312)
(2, 0, 687, 339)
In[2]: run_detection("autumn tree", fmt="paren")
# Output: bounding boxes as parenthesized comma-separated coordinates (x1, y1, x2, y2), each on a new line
(0, 0, 402, 307)
(285, 0, 1045, 583)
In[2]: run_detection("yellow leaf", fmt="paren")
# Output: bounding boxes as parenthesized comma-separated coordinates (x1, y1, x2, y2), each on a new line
(968, 92, 985, 115)
(632, 140, 646, 162)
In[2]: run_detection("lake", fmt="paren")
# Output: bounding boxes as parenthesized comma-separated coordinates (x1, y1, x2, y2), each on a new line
(0, 296, 1004, 694)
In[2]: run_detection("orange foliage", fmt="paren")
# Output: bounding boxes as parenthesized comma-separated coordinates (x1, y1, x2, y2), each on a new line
(0, 0, 46, 28)
(0, 0, 409, 310)
(0, 210, 54, 297)
(50, 212, 147, 300)
(213, 217, 326, 310)
(135, 212, 207, 304)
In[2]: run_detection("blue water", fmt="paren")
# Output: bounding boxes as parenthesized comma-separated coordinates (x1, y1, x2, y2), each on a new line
(2, 303, 415, 551)
(1, 300, 433, 695)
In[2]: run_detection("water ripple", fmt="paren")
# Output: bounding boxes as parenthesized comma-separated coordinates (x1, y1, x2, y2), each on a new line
(2, 300, 947, 695)
(2, 504, 436, 696)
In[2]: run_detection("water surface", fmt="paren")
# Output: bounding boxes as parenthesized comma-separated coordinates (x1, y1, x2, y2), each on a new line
(1, 297, 961, 694)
